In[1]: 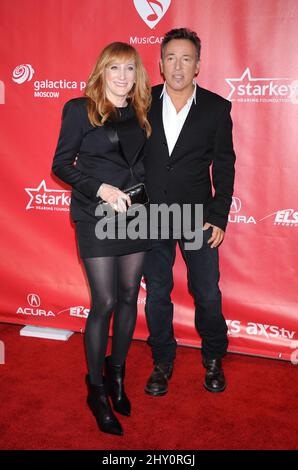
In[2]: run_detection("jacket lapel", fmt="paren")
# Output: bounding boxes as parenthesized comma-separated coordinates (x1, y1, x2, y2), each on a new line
(104, 121, 119, 146)
(118, 118, 146, 167)
(149, 92, 169, 157)
(104, 119, 145, 167)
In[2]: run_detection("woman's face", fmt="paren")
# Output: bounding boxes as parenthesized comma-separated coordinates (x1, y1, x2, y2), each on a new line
(104, 59, 136, 104)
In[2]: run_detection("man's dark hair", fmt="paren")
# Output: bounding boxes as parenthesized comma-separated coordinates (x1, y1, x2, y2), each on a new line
(161, 28, 201, 61)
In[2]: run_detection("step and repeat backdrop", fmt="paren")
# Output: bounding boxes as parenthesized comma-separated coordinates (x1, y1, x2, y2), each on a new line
(0, 0, 297, 361)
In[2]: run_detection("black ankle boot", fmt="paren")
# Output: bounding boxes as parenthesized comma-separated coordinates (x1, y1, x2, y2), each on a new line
(105, 356, 131, 417)
(85, 375, 123, 436)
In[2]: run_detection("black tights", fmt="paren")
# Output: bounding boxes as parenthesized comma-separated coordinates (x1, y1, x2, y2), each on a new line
(83, 252, 145, 386)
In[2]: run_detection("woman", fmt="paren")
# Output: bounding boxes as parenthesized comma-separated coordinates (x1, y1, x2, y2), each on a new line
(52, 42, 151, 436)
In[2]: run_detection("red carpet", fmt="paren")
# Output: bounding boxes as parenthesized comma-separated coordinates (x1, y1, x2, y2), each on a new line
(0, 322, 297, 450)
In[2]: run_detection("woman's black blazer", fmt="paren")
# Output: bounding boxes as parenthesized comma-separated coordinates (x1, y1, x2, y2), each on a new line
(52, 97, 146, 223)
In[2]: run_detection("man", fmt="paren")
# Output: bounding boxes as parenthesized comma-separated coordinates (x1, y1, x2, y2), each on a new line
(143, 28, 236, 395)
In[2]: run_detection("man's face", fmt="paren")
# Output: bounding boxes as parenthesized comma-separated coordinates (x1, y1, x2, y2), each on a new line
(160, 39, 200, 94)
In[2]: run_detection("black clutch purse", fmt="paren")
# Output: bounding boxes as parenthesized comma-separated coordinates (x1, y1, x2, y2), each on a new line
(124, 183, 149, 208)
(97, 183, 149, 220)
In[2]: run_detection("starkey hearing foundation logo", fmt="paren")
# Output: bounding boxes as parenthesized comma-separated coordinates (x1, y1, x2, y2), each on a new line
(25, 180, 71, 212)
(133, 0, 171, 28)
(225, 67, 298, 104)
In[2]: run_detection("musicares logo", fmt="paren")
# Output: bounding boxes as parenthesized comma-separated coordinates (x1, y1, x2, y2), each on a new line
(134, 0, 171, 28)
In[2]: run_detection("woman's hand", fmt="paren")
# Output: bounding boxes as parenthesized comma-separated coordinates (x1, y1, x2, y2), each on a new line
(97, 183, 131, 213)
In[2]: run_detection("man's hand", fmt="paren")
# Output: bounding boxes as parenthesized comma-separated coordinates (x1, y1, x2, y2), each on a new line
(203, 223, 225, 248)
(97, 183, 131, 213)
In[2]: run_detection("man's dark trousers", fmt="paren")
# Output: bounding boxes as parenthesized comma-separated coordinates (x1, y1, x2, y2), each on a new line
(144, 227, 228, 364)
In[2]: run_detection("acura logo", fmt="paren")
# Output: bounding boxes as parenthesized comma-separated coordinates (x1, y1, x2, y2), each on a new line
(27, 294, 41, 307)
(230, 197, 242, 213)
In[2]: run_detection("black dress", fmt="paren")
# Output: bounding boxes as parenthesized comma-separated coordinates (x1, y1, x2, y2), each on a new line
(52, 98, 150, 258)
